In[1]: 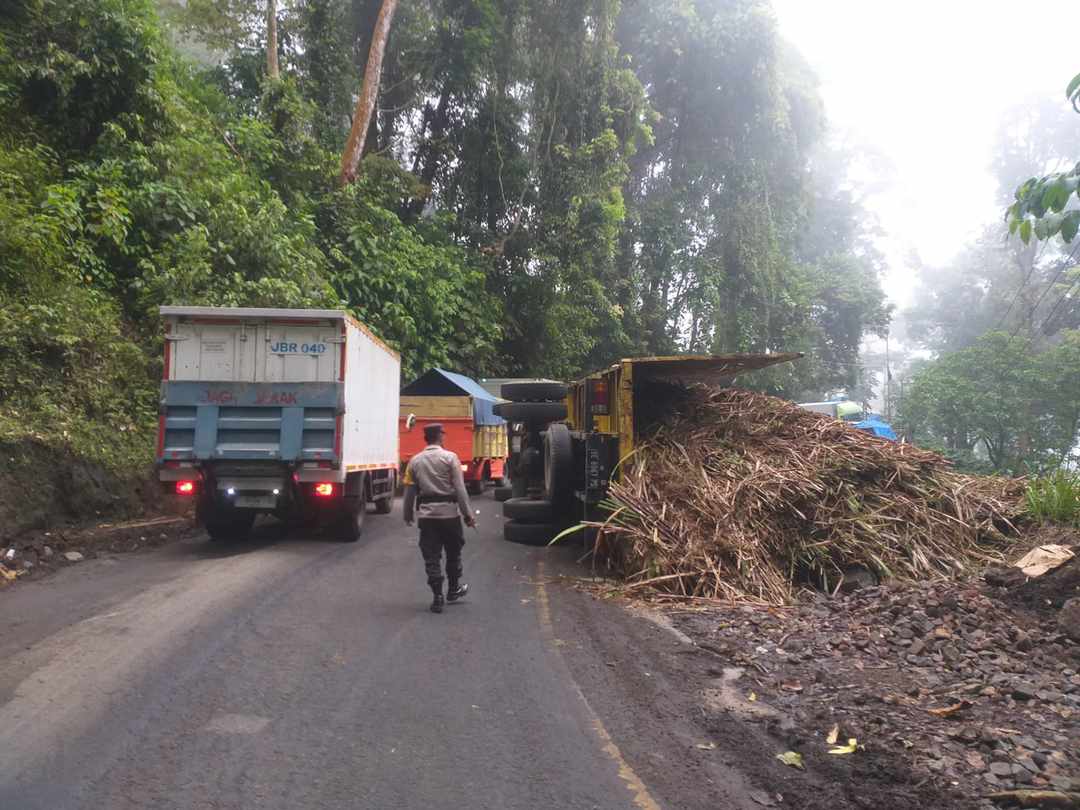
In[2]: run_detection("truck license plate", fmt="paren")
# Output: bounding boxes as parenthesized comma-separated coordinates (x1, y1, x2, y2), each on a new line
(235, 495, 276, 509)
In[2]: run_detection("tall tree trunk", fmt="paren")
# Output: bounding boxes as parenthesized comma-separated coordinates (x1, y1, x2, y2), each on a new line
(266, 0, 279, 80)
(338, 0, 399, 187)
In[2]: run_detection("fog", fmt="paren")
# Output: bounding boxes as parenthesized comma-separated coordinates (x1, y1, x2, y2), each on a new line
(773, 0, 1080, 309)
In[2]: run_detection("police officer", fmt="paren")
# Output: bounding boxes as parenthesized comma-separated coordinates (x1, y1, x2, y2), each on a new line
(403, 423, 476, 613)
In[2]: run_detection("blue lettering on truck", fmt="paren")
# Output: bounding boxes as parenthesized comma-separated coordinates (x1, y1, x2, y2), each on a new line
(270, 342, 328, 354)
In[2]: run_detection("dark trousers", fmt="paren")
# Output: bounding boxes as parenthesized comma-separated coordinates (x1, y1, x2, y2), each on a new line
(418, 517, 465, 594)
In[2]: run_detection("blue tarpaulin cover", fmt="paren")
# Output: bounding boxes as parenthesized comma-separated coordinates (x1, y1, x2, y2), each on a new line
(401, 368, 506, 426)
(854, 417, 897, 441)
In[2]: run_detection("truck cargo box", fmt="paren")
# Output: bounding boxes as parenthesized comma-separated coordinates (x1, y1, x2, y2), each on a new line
(157, 306, 400, 541)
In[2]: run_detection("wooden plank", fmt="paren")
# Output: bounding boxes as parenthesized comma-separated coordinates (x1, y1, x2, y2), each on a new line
(399, 395, 472, 419)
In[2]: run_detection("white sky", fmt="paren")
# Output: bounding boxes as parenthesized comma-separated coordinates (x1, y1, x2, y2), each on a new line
(772, 0, 1080, 309)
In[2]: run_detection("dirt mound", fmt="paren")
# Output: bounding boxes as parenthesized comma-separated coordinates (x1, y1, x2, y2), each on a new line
(591, 386, 1025, 604)
(672, 571, 1080, 806)
(992, 527, 1080, 617)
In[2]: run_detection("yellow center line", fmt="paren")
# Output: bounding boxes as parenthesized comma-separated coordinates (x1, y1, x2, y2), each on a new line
(534, 560, 663, 810)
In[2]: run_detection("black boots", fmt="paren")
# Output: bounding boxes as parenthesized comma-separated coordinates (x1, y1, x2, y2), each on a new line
(447, 582, 469, 602)
(430, 592, 445, 613)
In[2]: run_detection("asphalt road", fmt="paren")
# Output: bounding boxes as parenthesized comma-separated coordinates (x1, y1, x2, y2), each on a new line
(0, 495, 673, 810)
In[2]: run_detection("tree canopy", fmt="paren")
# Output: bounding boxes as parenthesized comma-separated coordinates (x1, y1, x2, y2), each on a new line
(0, 0, 891, 469)
(897, 77, 1080, 473)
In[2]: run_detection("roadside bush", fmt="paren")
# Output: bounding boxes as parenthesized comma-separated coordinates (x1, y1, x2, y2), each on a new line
(1025, 470, 1080, 527)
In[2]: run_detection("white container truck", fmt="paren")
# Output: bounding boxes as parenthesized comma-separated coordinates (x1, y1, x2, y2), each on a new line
(156, 306, 400, 541)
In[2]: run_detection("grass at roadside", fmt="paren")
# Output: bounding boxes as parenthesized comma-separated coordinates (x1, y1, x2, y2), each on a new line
(1025, 470, 1080, 527)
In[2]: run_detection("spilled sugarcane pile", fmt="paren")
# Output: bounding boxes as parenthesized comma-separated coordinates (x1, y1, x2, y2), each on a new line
(590, 386, 1026, 605)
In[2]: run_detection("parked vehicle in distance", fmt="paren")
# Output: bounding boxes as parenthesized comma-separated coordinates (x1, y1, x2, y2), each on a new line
(797, 400, 897, 440)
(156, 306, 400, 542)
(399, 369, 507, 495)
(797, 400, 864, 421)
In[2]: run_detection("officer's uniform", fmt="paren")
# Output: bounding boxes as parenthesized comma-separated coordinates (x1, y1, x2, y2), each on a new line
(403, 439, 472, 602)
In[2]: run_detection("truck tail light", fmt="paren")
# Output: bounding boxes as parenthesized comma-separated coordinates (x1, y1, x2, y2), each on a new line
(589, 378, 610, 415)
(176, 481, 196, 495)
(314, 483, 335, 497)
(461, 464, 469, 472)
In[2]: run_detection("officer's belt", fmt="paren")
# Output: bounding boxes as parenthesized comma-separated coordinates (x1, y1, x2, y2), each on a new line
(417, 494, 456, 505)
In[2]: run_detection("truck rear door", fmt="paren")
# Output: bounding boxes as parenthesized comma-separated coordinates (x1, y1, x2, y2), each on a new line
(159, 314, 345, 470)
(257, 323, 341, 383)
(171, 321, 257, 381)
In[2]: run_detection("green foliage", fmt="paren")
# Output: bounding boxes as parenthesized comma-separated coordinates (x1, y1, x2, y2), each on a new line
(2, 0, 167, 153)
(0, 286, 156, 471)
(898, 331, 1080, 475)
(1025, 470, 1080, 527)
(318, 161, 502, 380)
(1006, 73, 1080, 245)
(0, 0, 893, 493)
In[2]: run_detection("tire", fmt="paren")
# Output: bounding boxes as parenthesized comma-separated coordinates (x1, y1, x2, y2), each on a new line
(504, 520, 556, 546)
(374, 494, 393, 515)
(494, 485, 513, 502)
(511, 472, 528, 499)
(206, 509, 255, 543)
(503, 497, 554, 523)
(466, 479, 484, 496)
(341, 494, 366, 542)
(493, 401, 567, 424)
(501, 381, 567, 402)
(544, 422, 574, 507)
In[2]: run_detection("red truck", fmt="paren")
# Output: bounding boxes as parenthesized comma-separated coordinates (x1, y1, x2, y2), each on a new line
(399, 369, 508, 495)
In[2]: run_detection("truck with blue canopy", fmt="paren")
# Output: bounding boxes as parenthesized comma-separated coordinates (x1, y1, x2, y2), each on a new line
(399, 368, 508, 495)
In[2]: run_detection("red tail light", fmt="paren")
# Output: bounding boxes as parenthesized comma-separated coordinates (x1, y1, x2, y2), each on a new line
(314, 483, 335, 497)
(176, 481, 196, 495)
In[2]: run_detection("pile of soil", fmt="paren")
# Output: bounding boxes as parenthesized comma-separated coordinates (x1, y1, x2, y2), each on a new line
(669, 550, 1080, 807)
(996, 527, 1080, 616)
(592, 385, 1025, 604)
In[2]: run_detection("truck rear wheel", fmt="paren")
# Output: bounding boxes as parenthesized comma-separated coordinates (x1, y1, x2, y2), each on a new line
(466, 479, 484, 496)
(503, 497, 553, 523)
(206, 509, 255, 543)
(374, 494, 393, 514)
(504, 520, 556, 546)
(500, 381, 567, 402)
(494, 485, 513, 502)
(342, 494, 366, 542)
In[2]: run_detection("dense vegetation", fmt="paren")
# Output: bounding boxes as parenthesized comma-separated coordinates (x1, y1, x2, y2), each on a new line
(0, 0, 890, 476)
(896, 83, 1080, 475)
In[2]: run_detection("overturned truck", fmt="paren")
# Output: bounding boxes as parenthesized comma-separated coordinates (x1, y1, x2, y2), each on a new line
(495, 354, 801, 544)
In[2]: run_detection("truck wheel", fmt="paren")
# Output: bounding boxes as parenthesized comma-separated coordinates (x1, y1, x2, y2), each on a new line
(206, 510, 255, 543)
(374, 494, 393, 515)
(501, 381, 567, 402)
(494, 485, 513, 502)
(342, 494, 366, 542)
(466, 479, 484, 496)
(493, 401, 567, 424)
(504, 520, 556, 546)
(544, 423, 574, 508)
(503, 497, 553, 523)
(511, 474, 527, 499)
